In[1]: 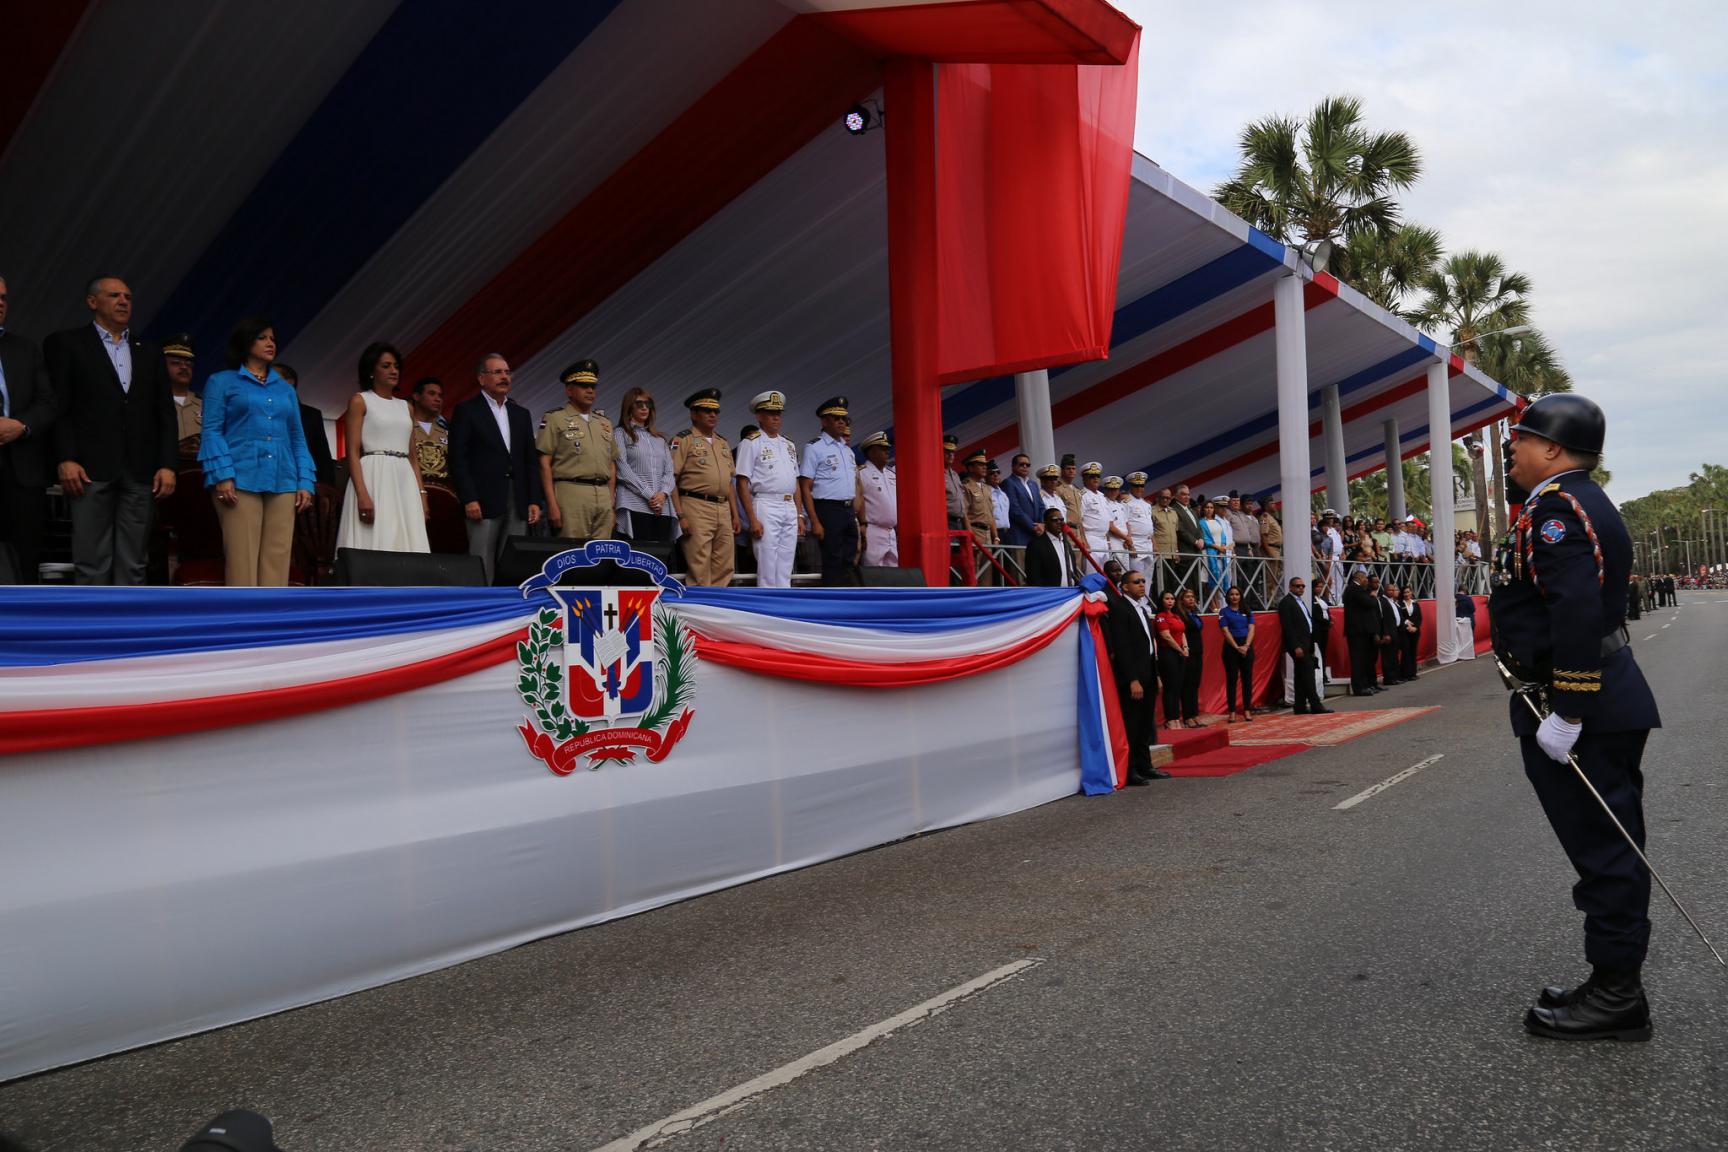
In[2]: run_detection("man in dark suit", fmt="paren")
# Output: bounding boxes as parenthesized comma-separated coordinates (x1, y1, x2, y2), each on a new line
(274, 364, 334, 488)
(1109, 567, 1169, 784)
(1278, 575, 1331, 714)
(448, 352, 542, 583)
(1342, 565, 1381, 696)
(45, 276, 176, 584)
(1171, 481, 1203, 598)
(1002, 452, 1043, 550)
(1375, 576, 1403, 686)
(0, 277, 56, 582)
(1023, 505, 1077, 586)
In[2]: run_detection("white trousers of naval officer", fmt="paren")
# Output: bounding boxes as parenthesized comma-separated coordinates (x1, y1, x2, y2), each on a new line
(752, 495, 799, 588)
(863, 520, 898, 567)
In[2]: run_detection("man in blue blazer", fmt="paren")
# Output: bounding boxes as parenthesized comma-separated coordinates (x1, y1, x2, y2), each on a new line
(1001, 452, 1043, 550)
(448, 353, 542, 583)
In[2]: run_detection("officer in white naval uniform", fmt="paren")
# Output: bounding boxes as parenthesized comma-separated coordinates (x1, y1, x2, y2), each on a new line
(1078, 461, 1113, 560)
(855, 430, 898, 566)
(1123, 471, 1156, 579)
(734, 389, 804, 588)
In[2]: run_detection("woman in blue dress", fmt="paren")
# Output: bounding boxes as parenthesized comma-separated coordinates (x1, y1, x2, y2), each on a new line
(1198, 497, 1233, 611)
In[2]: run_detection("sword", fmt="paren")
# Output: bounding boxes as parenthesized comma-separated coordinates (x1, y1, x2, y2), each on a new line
(1494, 657, 1726, 968)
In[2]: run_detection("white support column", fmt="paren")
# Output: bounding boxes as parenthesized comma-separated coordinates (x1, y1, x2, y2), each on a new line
(1322, 383, 1348, 518)
(1014, 370, 1055, 470)
(1383, 418, 1405, 522)
(1426, 362, 1457, 663)
(1274, 274, 1311, 605)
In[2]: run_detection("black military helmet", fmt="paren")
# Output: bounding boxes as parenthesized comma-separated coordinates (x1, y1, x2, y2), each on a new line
(1516, 393, 1605, 455)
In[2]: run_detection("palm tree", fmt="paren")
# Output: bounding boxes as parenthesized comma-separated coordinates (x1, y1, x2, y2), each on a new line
(1473, 328, 1571, 397)
(1335, 223, 1444, 318)
(1215, 95, 1422, 256)
(1416, 251, 1533, 540)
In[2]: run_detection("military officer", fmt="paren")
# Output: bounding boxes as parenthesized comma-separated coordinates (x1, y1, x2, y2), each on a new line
(735, 390, 804, 588)
(1123, 473, 1156, 579)
(1078, 461, 1112, 559)
(1037, 464, 1067, 521)
(536, 360, 616, 540)
(1056, 452, 1084, 527)
(409, 375, 450, 484)
(1489, 392, 1661, 1041)
(961, 449, 997, 585)
(1102, 476, 1131, 566)
(942, 434, 966, 530)
(799, 396, 858, 584)
(163, 333, 201, 460)
(671, 389, 738, 586)
(1259, 499, 1284, 602)
(855, 430, 897, 567)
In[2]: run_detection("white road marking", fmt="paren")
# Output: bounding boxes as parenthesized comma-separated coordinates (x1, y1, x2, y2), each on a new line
(591, 959, 1044, 1151)
(1644, 634, 1658, 641)
(1334, 754, 1445, 811)
(1663, 623, 1673, 629)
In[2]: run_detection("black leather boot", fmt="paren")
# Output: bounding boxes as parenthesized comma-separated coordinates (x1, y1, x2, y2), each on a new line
(1536, 970, 1596, 1009)
(1525, 968, 1651, 1041)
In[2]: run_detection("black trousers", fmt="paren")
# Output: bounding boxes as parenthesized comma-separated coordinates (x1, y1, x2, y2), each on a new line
(814, 498, 858, 585)
(623, 511, 673, 543)
(1157, 646, 1185, 723)
(0, 466, 46, 584)
(1182, 648, 1203, 721)
(1222, 643, 1254, 712)
(1347, 633, 1378, 693)
(1289, 650, 1324, 712)
(1380, 640, 1402, 685)
(1399, 629, 1419, 679)
(1522, 730, 1651, 970)
(1118, 673, 1158, 776)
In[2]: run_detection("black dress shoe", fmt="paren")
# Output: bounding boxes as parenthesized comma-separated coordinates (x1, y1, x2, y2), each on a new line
(1146, 767, 1173, 779)
(1292, 707, 1310, 715)
(1125, 773, 1152, 787)
(1312, 706, 1335, 715)
(1525, 969, 1651, 1041)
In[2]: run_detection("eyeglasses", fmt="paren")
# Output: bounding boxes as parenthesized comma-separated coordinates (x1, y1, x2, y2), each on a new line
(633, 400, 653, 408)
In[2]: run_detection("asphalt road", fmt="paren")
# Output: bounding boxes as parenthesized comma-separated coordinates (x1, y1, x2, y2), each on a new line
(4, 595, 1726, 1152)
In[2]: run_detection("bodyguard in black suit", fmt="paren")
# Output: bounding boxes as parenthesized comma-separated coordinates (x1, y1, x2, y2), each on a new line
(1491, 393, 1661, 1041)
(272, 363, 335, 488)
(1023, 506, 1077, 586)
(1374, 578, 1402, 686)
(448, 353, 542, 582)
(44, 277, 177, 584)
(1108, 568, 1168, 783)
(0, 278, 56, 583)
(1342, 566, 1380, 696)
(1277, 576, 1329, 714)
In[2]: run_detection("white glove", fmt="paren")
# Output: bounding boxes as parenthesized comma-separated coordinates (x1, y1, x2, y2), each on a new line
(1536, 712, 1582, 764)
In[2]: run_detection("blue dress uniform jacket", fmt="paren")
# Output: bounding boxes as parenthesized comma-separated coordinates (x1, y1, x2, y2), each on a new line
(1489, 470, 1659, 735)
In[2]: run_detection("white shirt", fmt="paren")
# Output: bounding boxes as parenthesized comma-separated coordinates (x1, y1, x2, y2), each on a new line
(1208, 515, 1234, 553)
(95, 323, 133, 392)
(989, 484, 1010, 530)
(734, 431, 800, 496)
(484, 393, 511, 451)
(1126, 594, 1153, 642)
(1324, 526, 1343, 559)
(1080, 487, 1112, 542)
(1124, 496, 1155, 552)
(1108, 499, 1129, 541)
(858, 462, 897, 528)
(1041, 486, 1067, 521)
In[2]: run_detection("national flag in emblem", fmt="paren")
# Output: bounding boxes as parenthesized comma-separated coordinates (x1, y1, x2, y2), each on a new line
(552, 587, 660, 722)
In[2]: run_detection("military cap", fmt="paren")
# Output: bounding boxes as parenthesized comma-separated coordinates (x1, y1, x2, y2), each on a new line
(1126, 472, 1148, 485)
(739, 424, 759, 439)
(161, 333, 195, 360)
(684, 388, 722, 411)
(1037, 464, 1060, 479)
(987, 459, 1001, 474)
(817, 396, 849, 418)
(561, 359, 599, 386)
(751, 390, 786, 413)
(1081, 461, 1103, 476)
(1060, 453, 1077, 467)
(859, 430, 891, 451)
(1103, 475, 1123, 489)
(1322, 507, 1339, 518)
(964, 449, 987, 465)
(942, 434, 960, 451)
(1228, 489, 1240, 499)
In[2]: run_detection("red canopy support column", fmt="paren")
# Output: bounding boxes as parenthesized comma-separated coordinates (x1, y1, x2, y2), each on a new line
(885, 59, 948, 586)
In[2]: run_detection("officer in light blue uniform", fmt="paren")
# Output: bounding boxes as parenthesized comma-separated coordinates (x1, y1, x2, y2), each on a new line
(1489, 392, 1661, 1042)
(798, 396, 857, 584)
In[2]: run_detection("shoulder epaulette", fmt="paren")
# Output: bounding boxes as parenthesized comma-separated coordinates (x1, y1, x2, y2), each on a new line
(1539, 482, 1562, 496)
(807, 435, 821, 444)
(744, 429, 761, 440)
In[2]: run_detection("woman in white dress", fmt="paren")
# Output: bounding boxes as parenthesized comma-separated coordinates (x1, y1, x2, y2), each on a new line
(336, 342, 429, 553)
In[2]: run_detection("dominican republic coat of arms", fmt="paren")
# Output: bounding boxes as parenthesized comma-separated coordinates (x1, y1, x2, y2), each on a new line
(514, 542, 696, 774)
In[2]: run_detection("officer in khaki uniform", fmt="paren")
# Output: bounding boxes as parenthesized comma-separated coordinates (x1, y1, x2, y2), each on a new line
(961, 449, 997, 585)
(163, 333, 201, 461)
(1056, 452, 1085, 528)
(1258, 499, 1284, 602)
(672, 388, 738, 586)
(535, 359, 616, 540)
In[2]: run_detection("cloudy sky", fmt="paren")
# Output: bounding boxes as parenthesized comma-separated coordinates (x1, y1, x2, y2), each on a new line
(1115, 0, 1727, 500)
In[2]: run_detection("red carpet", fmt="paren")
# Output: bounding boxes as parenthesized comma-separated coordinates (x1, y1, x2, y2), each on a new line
(1162, 742, 1309, 777)
(1160, 725, 1230, 758)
